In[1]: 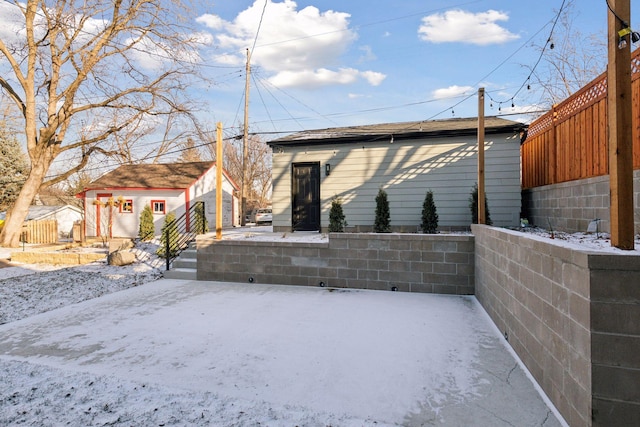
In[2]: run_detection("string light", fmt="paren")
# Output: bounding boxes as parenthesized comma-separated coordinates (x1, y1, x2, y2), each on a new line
(486, 0, 566, 112)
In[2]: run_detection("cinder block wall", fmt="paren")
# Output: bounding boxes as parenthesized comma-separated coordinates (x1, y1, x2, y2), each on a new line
(473, 224, 640, 427)
(589, 255, 640, 425)
(522, 170, 640, 234)
(197, 233, 474, 294)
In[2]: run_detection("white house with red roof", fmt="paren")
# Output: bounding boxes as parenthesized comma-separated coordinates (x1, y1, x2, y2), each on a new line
(78, 162, 239, 238)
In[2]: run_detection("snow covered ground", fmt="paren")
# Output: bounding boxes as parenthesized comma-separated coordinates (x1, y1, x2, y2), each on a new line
(1, 225, 625, 426)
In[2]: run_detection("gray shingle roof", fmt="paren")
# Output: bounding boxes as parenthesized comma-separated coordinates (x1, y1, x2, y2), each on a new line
(84, 162, 216, 190)
(268, 116, 524, 146)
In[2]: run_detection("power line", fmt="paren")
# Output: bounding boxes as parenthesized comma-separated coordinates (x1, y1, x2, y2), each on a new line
(485, 0, 567, 108)
(250, 0, 268, 55)
(253, 73, 340, 128)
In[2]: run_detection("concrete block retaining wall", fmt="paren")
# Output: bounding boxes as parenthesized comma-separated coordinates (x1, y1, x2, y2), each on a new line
(522, 170, 640, 234)
(197, 233, 475, 294)
(472, 224, 640, 427)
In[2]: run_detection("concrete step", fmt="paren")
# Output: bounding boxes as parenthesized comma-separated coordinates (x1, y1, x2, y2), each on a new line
(172, 257, 197, 269)
(164, 267, 197, 280)
(178, 249, 197, 259)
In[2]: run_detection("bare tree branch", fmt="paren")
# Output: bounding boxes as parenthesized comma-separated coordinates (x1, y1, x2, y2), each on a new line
(0, 0, 204, 247)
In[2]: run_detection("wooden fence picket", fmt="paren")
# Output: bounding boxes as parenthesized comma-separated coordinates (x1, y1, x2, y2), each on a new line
(22, 220, 58, 244)
(522, 48, 640, 188)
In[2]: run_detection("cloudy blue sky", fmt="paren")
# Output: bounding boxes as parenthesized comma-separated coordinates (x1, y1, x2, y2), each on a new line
(189, 0, 639, 140)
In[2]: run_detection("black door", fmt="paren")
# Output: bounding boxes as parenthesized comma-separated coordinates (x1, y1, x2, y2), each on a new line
(292, 162, 320, 231)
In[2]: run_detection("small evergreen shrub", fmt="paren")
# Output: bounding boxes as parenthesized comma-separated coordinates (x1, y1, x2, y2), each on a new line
(328, 196, 347, 232)
(421, 190, 439, 233)
(156, 212, 179, 258)
(374, 188, 391, 233)
(469, 183, 492, 225)
(138, 205, 155, 241)
(194, 201, 209, 234)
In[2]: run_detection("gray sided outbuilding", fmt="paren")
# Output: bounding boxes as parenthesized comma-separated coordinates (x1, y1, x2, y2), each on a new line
(268, 116, 524, 233)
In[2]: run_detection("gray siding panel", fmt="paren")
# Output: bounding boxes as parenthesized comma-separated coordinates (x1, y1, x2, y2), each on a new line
(272, 134, 521, 230)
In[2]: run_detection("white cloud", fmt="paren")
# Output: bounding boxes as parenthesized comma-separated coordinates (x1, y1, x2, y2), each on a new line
(196, 0, 384, 88)
(432, 85, 474, 100)
(191, 31, 215, 46)
(418, 9, 519, 45)
(0, 2, 205, 73)
(195, 13, 227, 31)
(126, 33, 205, 71)
(360, 70, 386, 86)
(268, 67, 385, 89)
(358, 45, 376, 62)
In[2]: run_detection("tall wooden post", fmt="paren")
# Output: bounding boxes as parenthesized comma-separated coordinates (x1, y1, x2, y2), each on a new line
(478, 88, 486, 225)
(216, 122, 223, 240)
(241, 48, 250, 226)
(607, 0, 634, 249)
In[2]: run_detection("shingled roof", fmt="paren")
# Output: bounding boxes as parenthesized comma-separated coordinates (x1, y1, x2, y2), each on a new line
(268, 116, 524, 146)
(84, 162, 219, 190)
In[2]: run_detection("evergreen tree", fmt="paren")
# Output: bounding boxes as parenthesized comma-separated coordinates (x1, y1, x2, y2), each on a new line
(0, 124, 29, 212)
(374, 188, 391, 233)
(469, 183, 492, 225)
(138, 205, 155, 241)
(194, 201, 209, 233)
(156, 212, 179, 258)
(328, 196, 347, 232)
(421, 190, 439, 233)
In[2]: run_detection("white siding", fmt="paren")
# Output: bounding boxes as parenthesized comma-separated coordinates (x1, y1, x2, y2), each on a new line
(84, 189, 185, 238)
(271, 133, 521, 230)
(39, 207, 83, 238)
(192, 167, 238, 229)
(84, 166, 238, 238)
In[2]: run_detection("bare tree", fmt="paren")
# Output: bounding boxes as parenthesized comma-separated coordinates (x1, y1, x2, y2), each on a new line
(114, 113, 197, 165)
(177, 137, 203, 163)
(529, 0, 606, 106)
(0, 0, 204, 246)
(225, 134, 272, 209)
(202, 126, 272, 209)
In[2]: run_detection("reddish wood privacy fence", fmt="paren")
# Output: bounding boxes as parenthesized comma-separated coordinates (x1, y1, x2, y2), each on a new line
(22, 220, 58, 244)
(522, 48, 640, 189)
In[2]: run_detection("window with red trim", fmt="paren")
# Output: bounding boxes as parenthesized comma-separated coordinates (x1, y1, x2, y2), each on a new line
(120, 199, 133, 213)
(151, 200, 166, 214)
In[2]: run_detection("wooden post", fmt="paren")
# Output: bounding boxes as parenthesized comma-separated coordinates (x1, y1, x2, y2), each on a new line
(216, 122, 223, 240)
(241, 48, 250, 226)
(550, 104, 557, 184)
(478, 88, 486, 225)
(607, 0, 634, 249)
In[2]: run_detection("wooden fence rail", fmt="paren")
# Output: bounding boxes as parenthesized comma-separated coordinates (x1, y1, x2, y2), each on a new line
(522, 48, 640, 189)
(22, 219, 58, 244)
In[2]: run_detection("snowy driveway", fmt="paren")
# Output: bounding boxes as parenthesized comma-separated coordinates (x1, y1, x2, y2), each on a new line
(0, 279, 563, 426)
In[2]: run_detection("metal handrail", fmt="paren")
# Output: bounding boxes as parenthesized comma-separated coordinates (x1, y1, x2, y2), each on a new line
(160, 201, 207, 270)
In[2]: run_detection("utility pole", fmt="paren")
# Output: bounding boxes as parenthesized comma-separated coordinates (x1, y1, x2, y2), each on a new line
(241, 48, 251, 226)
(607, 0, 634, 249)
(216, 122, 223, 240)
(477, 87, 486, 225)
